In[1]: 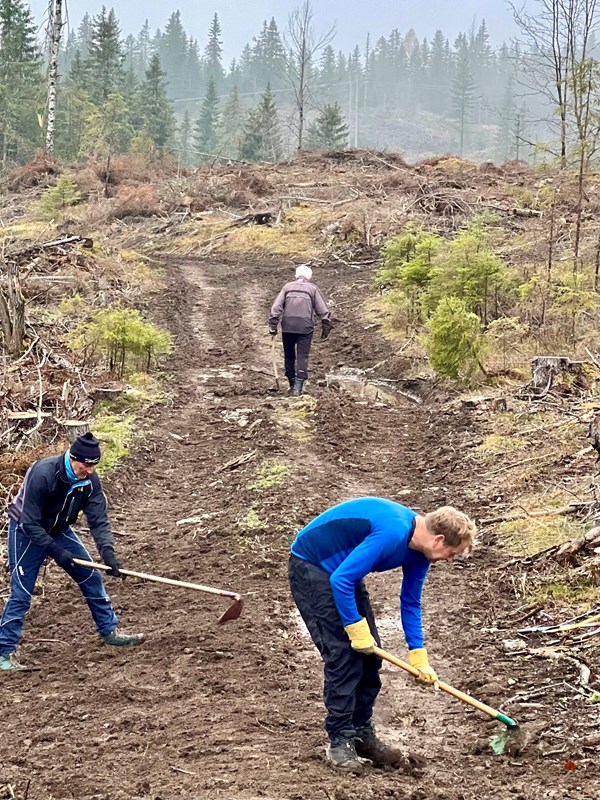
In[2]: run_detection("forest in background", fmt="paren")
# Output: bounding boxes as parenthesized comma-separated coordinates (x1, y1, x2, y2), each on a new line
(0, 0, 561, 169)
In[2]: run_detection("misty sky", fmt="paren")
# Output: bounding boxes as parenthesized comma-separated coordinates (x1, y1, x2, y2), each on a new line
(27, 1, 518, 60)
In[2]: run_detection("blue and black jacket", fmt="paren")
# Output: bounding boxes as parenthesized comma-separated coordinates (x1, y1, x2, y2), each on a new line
(291, 497, 430, 649)
(8, 453, 114, 556)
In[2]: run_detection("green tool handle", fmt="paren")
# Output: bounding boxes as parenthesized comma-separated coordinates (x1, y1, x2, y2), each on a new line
(373, 646, 517, 728)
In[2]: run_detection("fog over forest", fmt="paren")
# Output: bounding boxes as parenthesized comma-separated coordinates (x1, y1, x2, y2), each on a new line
(0, 1, 589, 166)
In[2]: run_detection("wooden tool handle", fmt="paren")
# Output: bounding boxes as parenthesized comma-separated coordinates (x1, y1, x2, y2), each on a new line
(72, 558, 241, 600)
(373, 646, 502, 721)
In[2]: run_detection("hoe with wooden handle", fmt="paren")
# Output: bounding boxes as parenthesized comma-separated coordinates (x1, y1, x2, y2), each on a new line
(374, 646, 521, 755)
(73, 558, 244, 624)
(270, 335, 280, 391)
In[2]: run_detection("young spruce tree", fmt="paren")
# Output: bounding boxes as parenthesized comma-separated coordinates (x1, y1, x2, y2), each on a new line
(306, 103, 349, 150)
(240, 84, 281, 162)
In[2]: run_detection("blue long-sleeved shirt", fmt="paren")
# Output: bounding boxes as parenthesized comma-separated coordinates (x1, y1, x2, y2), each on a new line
(290, 497, 430, 649)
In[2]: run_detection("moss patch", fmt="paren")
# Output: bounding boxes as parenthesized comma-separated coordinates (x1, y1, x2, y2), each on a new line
(249, 461, 291, 491)
(237, 508, 268, 532)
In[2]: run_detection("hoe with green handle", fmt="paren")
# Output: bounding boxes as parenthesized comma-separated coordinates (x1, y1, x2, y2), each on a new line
(73, 558, 244, 624)
(374, 646, 520, 755)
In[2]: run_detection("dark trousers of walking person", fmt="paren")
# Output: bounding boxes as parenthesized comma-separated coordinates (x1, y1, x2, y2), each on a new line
(288, 555, 382, 741)
(282, 332, 313, 385)
(0, 520, 118, 657)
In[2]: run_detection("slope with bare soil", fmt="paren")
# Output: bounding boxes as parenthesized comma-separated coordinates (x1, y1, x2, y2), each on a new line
(0, 254, 598, 800)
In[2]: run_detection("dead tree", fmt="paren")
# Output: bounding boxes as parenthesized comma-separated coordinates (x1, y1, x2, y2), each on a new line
(284, 1, 335, 151)
(0, 246, 25, 357)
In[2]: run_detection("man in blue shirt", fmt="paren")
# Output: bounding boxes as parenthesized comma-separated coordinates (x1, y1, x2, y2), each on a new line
(289, 497, 476, 772)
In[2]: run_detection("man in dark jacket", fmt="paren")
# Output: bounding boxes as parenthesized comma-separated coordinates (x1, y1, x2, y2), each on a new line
(269, 264, 332, 396)
(289, 497, 476, 772)
(0, 432, 144, 671)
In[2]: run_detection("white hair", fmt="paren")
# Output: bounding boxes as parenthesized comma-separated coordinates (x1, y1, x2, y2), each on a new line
(295, 265, 313, 280)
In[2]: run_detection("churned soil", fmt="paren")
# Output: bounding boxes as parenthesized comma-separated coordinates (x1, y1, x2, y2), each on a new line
(0, 255, 597, 800)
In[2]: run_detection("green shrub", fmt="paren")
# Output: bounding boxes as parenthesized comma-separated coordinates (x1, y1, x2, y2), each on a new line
(40, 174, 81, 216)
(423, 297, 485, 379)
(68, 307, 172, 377)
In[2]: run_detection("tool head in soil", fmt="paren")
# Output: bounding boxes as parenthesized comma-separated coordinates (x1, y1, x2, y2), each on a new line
(489, 714, 521, 755)
(218, 594, 244, 624)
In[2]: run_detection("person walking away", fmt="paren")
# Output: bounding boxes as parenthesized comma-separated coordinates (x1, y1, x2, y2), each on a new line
(0, 432, 144, 671)
(268, 264, 332, 396)
(288, 497, 476, 772)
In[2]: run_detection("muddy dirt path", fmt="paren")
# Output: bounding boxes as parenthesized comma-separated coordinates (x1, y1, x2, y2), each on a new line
(1, 256, 597, 800)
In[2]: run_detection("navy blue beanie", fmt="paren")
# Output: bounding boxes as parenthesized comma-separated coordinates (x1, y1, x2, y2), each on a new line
(70, 432, 101, 464)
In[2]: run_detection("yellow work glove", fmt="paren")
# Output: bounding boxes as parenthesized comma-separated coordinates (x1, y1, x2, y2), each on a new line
(408, 648, 439, 689)
(344, 618, 375, 654)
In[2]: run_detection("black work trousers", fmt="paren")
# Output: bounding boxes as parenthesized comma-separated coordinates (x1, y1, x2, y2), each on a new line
(282, 331, 313, 382)
(288, 554, 382, 741)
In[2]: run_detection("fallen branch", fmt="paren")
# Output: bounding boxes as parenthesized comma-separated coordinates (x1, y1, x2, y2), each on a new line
(217, 449, 257, 472)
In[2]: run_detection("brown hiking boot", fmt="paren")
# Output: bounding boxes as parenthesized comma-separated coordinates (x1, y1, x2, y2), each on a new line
(355, 723, 423, 773)
(326, 730, 364, 773)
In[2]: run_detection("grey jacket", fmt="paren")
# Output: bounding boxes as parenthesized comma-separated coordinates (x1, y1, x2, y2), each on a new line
(269, 277, 331, 335)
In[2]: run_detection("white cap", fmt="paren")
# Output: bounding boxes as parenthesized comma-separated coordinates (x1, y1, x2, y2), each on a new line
(295, 264, 313, 280)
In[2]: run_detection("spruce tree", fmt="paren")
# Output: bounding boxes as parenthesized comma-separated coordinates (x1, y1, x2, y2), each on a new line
(75, 12, 92, 59)
(86, 7, 125, 104)
(136, 19, 152, 78)
(140, 54, 175, 151)
(451, 46, 476, 157)
(240, 84, 281, 162)
(218, 85, 243, 159)
(0, 0, 43, 165)
(159, 11, 188, 98)
(319, 45, 336, 103)
(427, 30, 449, 113)
(307, 103, 349, 150)
(194, 77, 220, 158)
(204, 13, 224, 85)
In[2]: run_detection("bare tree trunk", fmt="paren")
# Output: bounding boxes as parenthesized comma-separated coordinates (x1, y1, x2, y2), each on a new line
(45, 0, 64, 156)
(285, 1, 335, 153)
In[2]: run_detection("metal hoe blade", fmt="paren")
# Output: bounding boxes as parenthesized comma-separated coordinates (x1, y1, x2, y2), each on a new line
(217, 595, 244, 624)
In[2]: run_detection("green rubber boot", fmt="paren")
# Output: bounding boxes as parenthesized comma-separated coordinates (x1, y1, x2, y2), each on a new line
(102, 628, 145, 647)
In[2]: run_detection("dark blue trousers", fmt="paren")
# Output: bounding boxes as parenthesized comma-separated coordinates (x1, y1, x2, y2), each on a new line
(0, 520, 118, 657)
(282, 332, 313, 382)
(288, 555, 382, 741)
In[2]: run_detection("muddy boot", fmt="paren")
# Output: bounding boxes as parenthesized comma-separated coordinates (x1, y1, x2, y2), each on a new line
(326, 730, 364, 773)
(287, 376, 295, 396)
(0, 652, 25, 671)
(355, 723, 412, 769)
(102, 628, 145, 647)
(291, 378, 305, 397)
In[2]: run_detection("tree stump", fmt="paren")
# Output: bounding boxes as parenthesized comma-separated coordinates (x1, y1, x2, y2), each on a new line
(61, 419, 91, 442)
(527, 356, 589, 396)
